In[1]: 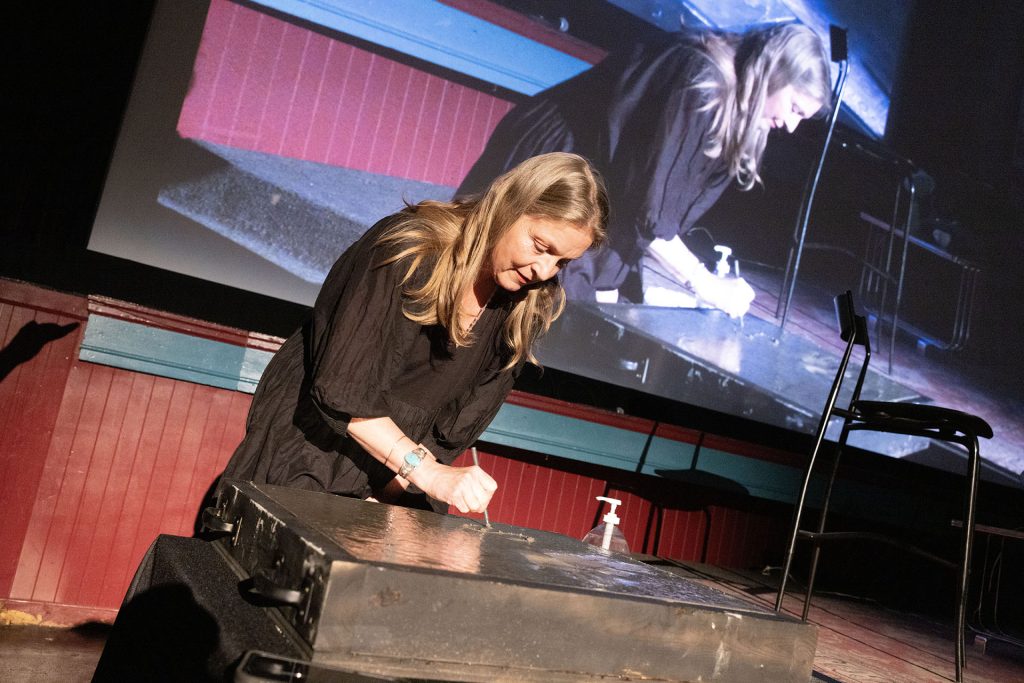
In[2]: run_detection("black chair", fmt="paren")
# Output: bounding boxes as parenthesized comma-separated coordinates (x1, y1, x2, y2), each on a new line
(774, 291, 992, 683)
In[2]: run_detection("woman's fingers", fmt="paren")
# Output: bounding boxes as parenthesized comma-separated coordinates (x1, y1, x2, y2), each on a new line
(412, 462, 498, 513)
(472, 464, 498, 493)
(450, 466, 497, 513)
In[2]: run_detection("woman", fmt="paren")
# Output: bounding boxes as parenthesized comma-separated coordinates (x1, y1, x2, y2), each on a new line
(456, 23, 831, 317)
(222, 152, 608, 514)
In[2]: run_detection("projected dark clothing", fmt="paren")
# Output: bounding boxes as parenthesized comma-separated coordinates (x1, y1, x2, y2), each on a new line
(457, 30, 730, 299)
(222, 216, 520, 512)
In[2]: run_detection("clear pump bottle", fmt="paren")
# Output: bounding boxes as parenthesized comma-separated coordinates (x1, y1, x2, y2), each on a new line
(582, 496, 630, 553)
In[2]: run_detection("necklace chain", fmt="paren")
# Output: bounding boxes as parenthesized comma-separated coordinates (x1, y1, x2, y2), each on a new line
(463, 290, 494, 333)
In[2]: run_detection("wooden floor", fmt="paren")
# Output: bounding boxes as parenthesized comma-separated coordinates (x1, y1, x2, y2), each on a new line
(659, 559, 1024, 683)
(0, 622, 108, 683)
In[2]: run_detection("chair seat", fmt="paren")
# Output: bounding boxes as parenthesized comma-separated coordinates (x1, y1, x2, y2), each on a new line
(853, 400, 994, 439)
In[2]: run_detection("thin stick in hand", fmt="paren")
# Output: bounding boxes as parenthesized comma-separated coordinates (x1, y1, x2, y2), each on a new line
(471, 446, 491, 527)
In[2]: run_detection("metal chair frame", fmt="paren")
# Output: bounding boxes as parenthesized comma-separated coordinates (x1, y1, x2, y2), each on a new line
(774, 290, 992, 683)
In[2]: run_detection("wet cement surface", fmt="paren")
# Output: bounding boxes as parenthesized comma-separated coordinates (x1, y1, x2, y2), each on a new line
(261, 484, 775, 617)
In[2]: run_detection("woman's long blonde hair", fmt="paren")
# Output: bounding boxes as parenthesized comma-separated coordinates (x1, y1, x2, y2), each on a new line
(693, 23, 831, 189)
(378, 152, 608, 369)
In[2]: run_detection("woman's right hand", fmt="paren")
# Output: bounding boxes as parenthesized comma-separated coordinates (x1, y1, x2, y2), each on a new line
(647, 236, 754, 317)
(408, 459, 497, 514)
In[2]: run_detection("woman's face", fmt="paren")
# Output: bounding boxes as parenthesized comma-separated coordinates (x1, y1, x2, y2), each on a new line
(489, 214, 593, 292)
(761, 84, 823, 133)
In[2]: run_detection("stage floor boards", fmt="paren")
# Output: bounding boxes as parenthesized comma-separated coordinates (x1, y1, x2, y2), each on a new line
(652, 559, 1024, 683)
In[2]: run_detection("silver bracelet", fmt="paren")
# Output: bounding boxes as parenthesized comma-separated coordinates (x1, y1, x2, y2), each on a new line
(397, 446, 431, 479)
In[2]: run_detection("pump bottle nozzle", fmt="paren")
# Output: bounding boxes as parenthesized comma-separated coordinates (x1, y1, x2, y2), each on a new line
(589, 496, 627, 552)
(713, 245, 732, 278)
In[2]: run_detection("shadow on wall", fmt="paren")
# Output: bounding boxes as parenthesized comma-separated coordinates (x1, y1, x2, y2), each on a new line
(0, 321, 79, 383)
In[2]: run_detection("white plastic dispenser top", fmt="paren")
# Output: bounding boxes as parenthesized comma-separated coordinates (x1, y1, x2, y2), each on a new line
(713, 245, 732, 277)
(582, 496, 630, 553)
(597, 496, 621, 526)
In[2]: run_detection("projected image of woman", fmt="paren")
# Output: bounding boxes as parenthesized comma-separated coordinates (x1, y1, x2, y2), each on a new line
(222, 153, 607, 514)
(456, 23, 831, 317)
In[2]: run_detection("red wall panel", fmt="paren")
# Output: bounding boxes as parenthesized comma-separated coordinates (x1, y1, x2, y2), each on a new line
(0, 283, 86, 599)
(451, 449, 786, 569)
(7, 363, 252, 612)
(1, 285, 258, 618)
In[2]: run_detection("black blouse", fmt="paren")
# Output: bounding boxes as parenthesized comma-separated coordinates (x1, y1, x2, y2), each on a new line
(222, 216, 522, 511)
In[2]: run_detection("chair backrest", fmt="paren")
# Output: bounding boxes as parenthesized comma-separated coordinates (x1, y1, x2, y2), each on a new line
(833, 291, 872, 412)
(807, 291, 873, 453)
(835, 290, 871, 353)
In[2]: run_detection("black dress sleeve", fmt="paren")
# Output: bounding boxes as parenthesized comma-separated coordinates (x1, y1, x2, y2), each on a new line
(305, 217, 420, 435)
(416, 359, 522, 514)
(422, 361, 523, 465)
(633, 90, 727, 241)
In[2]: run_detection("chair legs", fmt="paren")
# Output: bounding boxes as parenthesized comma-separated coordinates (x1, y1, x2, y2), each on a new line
(774, 439, 828, 613)
(778, 431, 981, 683)
(801, 431, 848, 621)
(954, 437, 981, 683)
(775, 427, 850, 618)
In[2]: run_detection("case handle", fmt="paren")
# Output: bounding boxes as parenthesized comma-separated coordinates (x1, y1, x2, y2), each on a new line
(249, 573, 303, 607)
(200, 507, 235, 535)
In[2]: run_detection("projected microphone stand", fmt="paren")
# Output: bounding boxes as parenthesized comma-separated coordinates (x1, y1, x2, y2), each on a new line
(775, 25, 849, 331)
